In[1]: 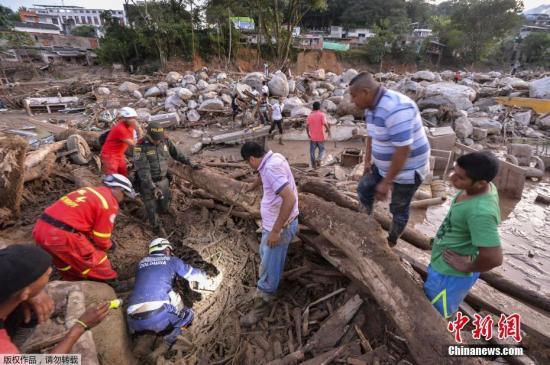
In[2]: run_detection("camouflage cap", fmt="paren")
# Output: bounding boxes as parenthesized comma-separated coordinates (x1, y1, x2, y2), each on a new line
(147, 121, 165, 141)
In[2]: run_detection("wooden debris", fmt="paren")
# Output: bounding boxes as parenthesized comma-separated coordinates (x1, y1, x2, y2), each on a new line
(0, 134, 27, 221)
(410, 196, 446, 209)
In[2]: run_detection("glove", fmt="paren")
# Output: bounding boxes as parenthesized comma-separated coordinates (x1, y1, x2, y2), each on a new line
(153, 187, 164, 200)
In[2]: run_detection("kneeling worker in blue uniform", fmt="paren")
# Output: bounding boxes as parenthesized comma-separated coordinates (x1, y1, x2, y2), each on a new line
(126, 238, 208, 345)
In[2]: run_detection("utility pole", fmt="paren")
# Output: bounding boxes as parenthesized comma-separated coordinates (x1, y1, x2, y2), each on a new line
(227, 9, 232, 69)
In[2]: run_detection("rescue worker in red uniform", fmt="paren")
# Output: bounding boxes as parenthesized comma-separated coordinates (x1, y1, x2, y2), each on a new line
(100, 107, 143, 177)
(32, 174, 136, 282)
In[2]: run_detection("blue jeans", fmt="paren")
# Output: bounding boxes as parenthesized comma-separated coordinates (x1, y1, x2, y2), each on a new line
(424, 265, 480, 319)
(258, 218, 299, 295)
(309, 141, 325, 167)
(127, 304, 194, 344)
(357, 164, 422, 243)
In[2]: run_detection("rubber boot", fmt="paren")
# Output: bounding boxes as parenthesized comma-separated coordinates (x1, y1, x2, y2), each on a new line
(387, 221, 406, 247)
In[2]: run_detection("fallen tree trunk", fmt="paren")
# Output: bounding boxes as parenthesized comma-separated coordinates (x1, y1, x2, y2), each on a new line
(191, 199, 257, 220)
(24, 141, 65, 169)
(298, 178, 431, 250)
(0, 134, 27, 221)
(24, 153, 56, 182)
(175, 166, 480, 364)
(410, 196, 446, 209)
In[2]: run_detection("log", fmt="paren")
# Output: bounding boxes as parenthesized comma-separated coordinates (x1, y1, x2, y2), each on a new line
(0, 134, 27, 220)
(24, 152, 56, 182)
(298, 194, 481, 365)
(395, 241, 550, 347)
(298, 178, 432, 250)
(410, 196, 446, 209)
(303, 294, 363, 353)
(24, 141, 65, 169)
(191, 199, 257, 219)
(265, 350, 304, 365)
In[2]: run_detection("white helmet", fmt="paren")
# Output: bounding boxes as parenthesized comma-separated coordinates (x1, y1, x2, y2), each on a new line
(103, 174, 136, 198)
(149, 238, 173, 254)
(118, 107, 138, 119)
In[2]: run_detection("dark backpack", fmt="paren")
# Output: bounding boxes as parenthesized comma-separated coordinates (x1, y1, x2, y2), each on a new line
(99, 129, 110, 146)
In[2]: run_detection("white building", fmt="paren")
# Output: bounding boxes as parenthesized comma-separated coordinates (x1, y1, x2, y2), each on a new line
(21, 5, 126, 36)
(13, 21, 61, 35)
(347, 28, 375, 44)
(412, 28, 433, 38)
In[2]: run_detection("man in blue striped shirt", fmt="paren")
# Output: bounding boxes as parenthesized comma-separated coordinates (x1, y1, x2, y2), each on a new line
(350, 72, 430, 246)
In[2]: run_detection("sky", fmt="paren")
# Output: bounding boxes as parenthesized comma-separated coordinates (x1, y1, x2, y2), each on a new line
(1, 0, 548, 13)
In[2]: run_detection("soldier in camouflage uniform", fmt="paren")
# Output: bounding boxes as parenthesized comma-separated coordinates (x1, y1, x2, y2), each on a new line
(133, 122, 200, 235)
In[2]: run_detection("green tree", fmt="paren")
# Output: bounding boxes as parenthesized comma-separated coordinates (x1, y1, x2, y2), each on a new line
(71, 25, 96, 37)
(521, 32, 550, 67)
(0, 5, 19, 27)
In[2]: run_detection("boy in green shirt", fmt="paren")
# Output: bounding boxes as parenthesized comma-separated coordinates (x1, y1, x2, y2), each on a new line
(425, 151, 503, 319)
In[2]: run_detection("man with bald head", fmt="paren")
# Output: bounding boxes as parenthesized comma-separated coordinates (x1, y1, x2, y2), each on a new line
(350, 72, 430, 247)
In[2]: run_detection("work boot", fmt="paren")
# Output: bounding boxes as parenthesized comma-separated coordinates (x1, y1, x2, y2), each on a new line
(387, 222, 405, 248)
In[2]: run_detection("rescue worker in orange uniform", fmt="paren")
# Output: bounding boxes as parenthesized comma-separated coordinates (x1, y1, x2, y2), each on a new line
(100, 107, 143, 177)
(32, 174, 136, 282)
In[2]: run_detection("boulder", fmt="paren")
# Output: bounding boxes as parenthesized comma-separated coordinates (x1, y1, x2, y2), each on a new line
(322, 99, 337, 113)
(328, 96, 344, 105)
(133, 90, 143, 99)
(182, 74, 196, 85)
(199, 98, 224, 111)
(339, 115, 355, 123)
(337, 94, 364, 119)
(488, 71, 502, 79)
(529, 77, 550, 99)
(119, 81, 140, 94)
(291, 106, 312, 118)
(311, 69, 326, 80)
(221, 94, 232, 105)
(167, 87, 181, 97)
(333, 88, 346, 97)
(188, 100, 198, 109)
(187, 84, 198, 94)
(470, 117, 502, 135)
(283, 97, 304, 114)
(326, 115, 338, 125)
(203, 91, 218, 100)
(454, 116, 473, 139)
(473, 73, 492, 83)
(190, 142, 203, 154)
(197, 79, 209, 90)
(157, 82, 169, 93)
(234, 83, 252, 99)
(190, 129, 204, 138)
(412, 70, 436, 82)
(342, 69, 358, 84)
(440, 70, 455, 81)
(417, 83, 476, 111)
(537, 114, 550, 130)
(216, 72, 227, 82)
(268, 74, 289, 97)
(472, 127, 488, 141)
(136, 108, 151, 123)
(523, 128, 544, 138)
(166, 71, 183, 86)
(165, 95, 183, 111)
(513, 110, 532, 127)
(288, 80, 296, 94)
(96, 87, 110, 95)
(477, 87, 499, 98)
(144, 86, 162, 98)
(187, 109, 200, 122)
(320, 82, 336, 92)
(497, 77, 529, 89)
(178, 88, 194, 101)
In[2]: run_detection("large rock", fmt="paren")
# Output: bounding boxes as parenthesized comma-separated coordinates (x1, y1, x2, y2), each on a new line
(144, 86, 162, 98)
(453, 116, 473, 139)
(243, 73, 264, 93)
(166, 71, 182, 86)
(337, 94, 364, 119)
(412, 70, 436, 82)
(96, 87, 110, 95)
(221, 94, 232, 105)
(291, 106, 312, 118)
(197, 79, 209, 90)
(283, 97, 304, 114)
(234, 83, 252, 99)
(328, 96, 344, 105)
(472, 127, 488, 141)
(417, 83, 476, 111)
(182, 74, 196, 85)
(513, 110, 532, 127)
(288, 80, 296, 94)
(119, 81, 139, 94)
(440, 70, 455, 81)
(529, 77, 550, 99)
(216, 72, 227, 82)
(311, 69, 326, 80)
(473, 73, 492, 83)
(187, 109, 200, 122)
(342, 69, 359, 84)
(199, 98, 224, 111)
(203, 91, 218, 100)
(165, 95, 183, 111)
(133, 90, 143, 99)
(268, 73, 289, 97)
(157, 82, 169, 93)
(178, 88, 194, 100)
(136, 108, 151, 122)
(497, 77, 529, 89)
(188, 100, 198, 109)
(537, 114, 550, 130)
(322, 99, 337, 113)
(470, 117, 502, 135)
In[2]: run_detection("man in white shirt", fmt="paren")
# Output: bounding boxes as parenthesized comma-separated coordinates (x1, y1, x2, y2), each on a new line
(262, 81, 269, 96)
(269, 97, 285, 145)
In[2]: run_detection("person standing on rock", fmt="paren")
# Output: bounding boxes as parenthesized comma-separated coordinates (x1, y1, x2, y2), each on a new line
(33, 174, 136, 282)
(425, 151, 502, 319)
(241, 142, 299, 311)
(127, 238, 212, 350)
(262, 80, 269, 96)
(100, 107, 143, 177)
(256, 93, 271, 126)
(133, 121, 200, 236)
(269, 97, 285, 145)
(306, 101, 331, 169)
(0, 244, 110, 354)
(350, 72, 430, 247)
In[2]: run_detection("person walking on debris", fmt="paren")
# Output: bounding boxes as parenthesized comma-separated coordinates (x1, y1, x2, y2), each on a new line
(33, 174, 136, 282)
(269, 96, 285, 145)
(0, 245, 110, 354)
(262, 80, 269, 96)
(454, 70, 461, 83)
(231, 94, 245, 124)
(350, 72, 430, 247)
(133, 122, 200, 236)
(241, 142, 299, 315)
(306, 101, 331, 169)
(255, 93, 271, 126)
(100, 107, 143, 177)
(127, 238, 212, 348)
(264, 62, 269, 77)
(425, 151, 503, 319)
